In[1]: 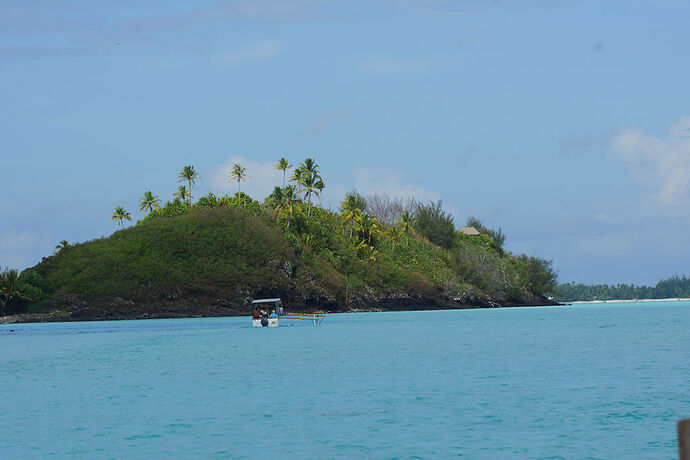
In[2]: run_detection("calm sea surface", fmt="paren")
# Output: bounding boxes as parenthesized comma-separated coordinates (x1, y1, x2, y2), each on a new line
(2, 301, 689, 459)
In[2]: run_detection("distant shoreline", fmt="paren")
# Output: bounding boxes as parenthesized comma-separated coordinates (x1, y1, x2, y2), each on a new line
(1, 299, 559, 324)
(567, 298, 690, 304)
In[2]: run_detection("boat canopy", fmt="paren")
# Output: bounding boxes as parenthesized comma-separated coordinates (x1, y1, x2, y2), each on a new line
(252, 298, 281, 305)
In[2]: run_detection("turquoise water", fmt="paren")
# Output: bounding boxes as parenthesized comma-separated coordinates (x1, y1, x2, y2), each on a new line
(2, 301, 689, 458)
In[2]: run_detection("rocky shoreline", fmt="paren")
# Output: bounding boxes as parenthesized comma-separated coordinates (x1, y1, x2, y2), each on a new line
(0, 293, 558, 324)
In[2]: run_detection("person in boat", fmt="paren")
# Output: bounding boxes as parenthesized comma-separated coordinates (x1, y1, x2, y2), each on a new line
(253, 308, 262, 320)
(269, 309, 278, 318)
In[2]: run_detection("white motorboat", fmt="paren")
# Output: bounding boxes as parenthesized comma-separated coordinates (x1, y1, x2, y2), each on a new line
(251, 298, 326, 327)
(251, 298, 282, 327)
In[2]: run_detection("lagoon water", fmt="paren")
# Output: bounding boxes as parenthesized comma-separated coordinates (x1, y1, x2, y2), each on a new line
(2, 301, 689, 458)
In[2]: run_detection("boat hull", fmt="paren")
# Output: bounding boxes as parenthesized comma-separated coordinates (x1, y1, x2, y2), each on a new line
(252, 318, 278, 327)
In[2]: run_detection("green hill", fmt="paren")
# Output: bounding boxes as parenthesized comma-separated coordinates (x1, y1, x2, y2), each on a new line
(3, 194, 557, 322)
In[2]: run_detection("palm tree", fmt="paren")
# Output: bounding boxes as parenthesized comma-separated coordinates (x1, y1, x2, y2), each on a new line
(315, 178, 325, 207)
(292, 158, 321, 217)
(54, 240, 70, 254)
(299, 157, 320, 176)
(340, 192, 366, 238)
(138, 191, 161, 213)
(399, 211, 415, 246)
(299, 170, 320, 217)
(111, 206, 132, 229)
(228, 163, 247, 206)
(289, 158, 319, 185)
(388, 227, 402, 251)
(268, 186, 286, 222)
(282, 185, 300, 229)
(355, 240, 379, 261)
(0, 268, 31, 316)
(289, 167, 304, 184)
(274, 158, 292, 187)
(356, 214, 380, 245)
(178, 166, 199, 193)
(174, 185, 191, 203)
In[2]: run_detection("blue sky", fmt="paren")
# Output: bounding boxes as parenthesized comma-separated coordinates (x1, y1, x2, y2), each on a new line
(2, 0, 690, 285)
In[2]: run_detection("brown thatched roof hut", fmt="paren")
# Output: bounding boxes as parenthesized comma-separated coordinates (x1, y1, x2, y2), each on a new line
(459, 226, 481, 236)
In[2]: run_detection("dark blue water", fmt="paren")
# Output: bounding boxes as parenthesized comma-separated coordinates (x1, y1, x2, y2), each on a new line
(2, 301, 689, 458)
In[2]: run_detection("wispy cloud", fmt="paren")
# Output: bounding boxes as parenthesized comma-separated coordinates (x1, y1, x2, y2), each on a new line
(0, 2, 299, 60)
(208, 160, 441, 213)
(352, 167, 440, 202)
(558, 131, 610, 155)
(218, 39, 285, 65)
(302, 109, 351, 138)
(613, 115, 690, 205)
(356, 57, 434, 75)
(211, 156, 283, 200)
(314, 167, 443, 212)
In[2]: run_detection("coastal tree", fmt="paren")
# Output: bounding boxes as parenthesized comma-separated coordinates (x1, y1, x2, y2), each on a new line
(294, 157, 319, 179)
(315, 178, 325, 207)
(299, 170, 320, 217)
(110, 206, 132, 229)
(0, 268, 32, 316)
(355, 214, 381, 245)
(388, 227, 402, 251)
(178, 166, 199, 198)
(364, 194, 417, 226)
(466, 216, 506, 252)
(54, 240, 70, 254)
(229, 163, 247, 206)
(174, 185, 192, 204)
(268, 187, 286, 222)
(268, 185, 300, 229)
(341, 192, 366, 238)
(290, 158, 321, 217)
(289, 167, 303, 184)
(414, 201, 455, 249)
(281, 185, 300, 229)
(399, 211, 415, 246)
(516, 255, 557, 297)
(138, 191, 161, 213)
(274, 158, 292, 187)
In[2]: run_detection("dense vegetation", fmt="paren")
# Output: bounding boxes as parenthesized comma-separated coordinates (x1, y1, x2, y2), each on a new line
(2, 158, 558, 318)
(555, 275, 690, 301)
(0, 268, 49, 316)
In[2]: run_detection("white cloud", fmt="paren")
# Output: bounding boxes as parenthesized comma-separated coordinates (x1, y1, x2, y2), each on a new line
(317, 168, 443, 213)
(209, 162, 442, 213)
(218, 39, 285, 65)
(211, 156, 284, 199)
(352, 167, 441, 202)
(613, 115, 690, 205)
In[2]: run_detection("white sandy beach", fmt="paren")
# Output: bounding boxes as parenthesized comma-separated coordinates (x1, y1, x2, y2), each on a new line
(568, 298, 690, 304)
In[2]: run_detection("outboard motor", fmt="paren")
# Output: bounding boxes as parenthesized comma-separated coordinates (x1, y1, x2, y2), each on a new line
(260, 317, 268, 327)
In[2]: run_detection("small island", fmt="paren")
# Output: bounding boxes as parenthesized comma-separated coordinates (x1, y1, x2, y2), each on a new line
(1, 158, 558, 323)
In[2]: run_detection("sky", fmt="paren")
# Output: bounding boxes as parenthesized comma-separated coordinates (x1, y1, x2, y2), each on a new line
(2, 0, 690, 285)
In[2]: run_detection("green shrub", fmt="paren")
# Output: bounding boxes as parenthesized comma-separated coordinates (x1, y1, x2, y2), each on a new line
(413, 201, 455, 249)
